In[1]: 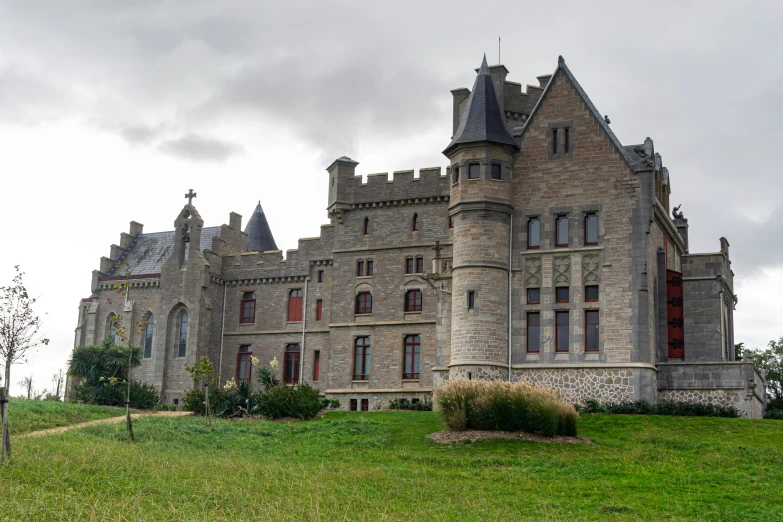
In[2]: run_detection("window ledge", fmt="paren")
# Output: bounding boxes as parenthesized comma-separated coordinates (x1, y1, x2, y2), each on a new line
(404, 311, 422, 316)
(401, 379, 420, 382)
(352, 380, 369, 383)
(286, 321, 302, 325)
(356, 275, 373, 279)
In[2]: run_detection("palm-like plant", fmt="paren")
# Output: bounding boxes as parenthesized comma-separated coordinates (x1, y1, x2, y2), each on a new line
(67, 339, 141, 404)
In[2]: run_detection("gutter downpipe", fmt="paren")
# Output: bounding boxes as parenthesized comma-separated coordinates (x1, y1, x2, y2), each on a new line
(218, 280, 227, 386)
(299, 276, 309, 384)
(508, 211, 513, 382)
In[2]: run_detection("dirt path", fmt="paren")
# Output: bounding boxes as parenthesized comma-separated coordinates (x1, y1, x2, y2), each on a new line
(19, 411, 191, 438)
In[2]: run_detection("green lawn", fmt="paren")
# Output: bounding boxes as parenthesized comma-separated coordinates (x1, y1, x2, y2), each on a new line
(1, 412, 781, 521)
(4, 398, 124, 435)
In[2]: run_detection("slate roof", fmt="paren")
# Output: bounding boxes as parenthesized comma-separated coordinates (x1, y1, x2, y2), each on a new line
(245, 201, 278, 252)
(444, 55, 518, 155)
(103, 227, 221, 278)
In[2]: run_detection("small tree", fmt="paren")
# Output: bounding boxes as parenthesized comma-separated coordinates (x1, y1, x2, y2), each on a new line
(51, 369, 64, 401)
(746, 337, 783, 411)
(0, 266, 50, 462)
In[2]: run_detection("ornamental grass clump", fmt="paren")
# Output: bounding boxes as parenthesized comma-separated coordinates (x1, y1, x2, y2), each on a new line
(435, 380, 578, 437)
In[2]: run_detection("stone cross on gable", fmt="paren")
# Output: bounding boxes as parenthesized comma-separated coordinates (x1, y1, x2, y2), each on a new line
(185, 189, 197, 205)
(432, 240, 443, 258)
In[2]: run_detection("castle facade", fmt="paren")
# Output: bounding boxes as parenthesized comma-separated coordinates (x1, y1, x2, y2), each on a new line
(74, 56, 766, 417)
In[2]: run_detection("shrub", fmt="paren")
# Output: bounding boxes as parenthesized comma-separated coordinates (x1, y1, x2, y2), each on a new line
(74, 379, 161, 410)
(128, 381, 161, 410)
(320, 398, 340, 410)
(388, 398, 433, 411)
(183, 386, 227, 415)
(764, 409, 783, 420)
(577, 398, 741, 418)
(255, 383, 323, 420)
(435, 380, 578, 437)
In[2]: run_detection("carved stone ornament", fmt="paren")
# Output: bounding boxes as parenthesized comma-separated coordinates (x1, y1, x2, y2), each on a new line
(672, 204, 683, 220)
(554, 255, 570, 286)
(633, 137, 655, 169)
(525, 257, 542, 287)
(582, 253, 600, 284)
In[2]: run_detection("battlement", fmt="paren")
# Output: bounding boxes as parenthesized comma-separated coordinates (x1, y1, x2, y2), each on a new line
(340, 167, 449, 206)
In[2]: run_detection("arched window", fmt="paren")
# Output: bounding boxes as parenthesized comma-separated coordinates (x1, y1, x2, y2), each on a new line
(403, 335, 420, 379)
(237, 345, 252, 382)
(107, 314, 117, 344)
(355, 292, 372, 314)
(178, 311, 188, 357)
(412, 213, 419, 232)
(363, 217, 370, 235)
(354, 337, 371, 380)
(143, 314, 154, 358)
(405, 290, 422, 312)
(452, 166, 459, 185)
(287, 289, 303, 322)
(284, 343, 300, 384)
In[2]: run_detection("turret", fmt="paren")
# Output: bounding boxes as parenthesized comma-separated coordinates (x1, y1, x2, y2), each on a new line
(245, 201, 278, 252)
(326, 156, 359, 224)
(444, 55, 519, 381)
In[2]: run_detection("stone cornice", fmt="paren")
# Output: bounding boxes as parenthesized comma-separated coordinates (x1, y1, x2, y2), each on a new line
(351, 195, 449, 210)
(328, 319, 436, 328)
(512, 362, 658, 371)
(325, 388, 432, 394)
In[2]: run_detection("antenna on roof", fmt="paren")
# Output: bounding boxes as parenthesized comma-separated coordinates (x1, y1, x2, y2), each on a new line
(498, 37, 501, 64)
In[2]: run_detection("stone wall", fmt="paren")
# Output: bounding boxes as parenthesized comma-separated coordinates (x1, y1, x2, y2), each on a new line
(511, 365, 657, 403)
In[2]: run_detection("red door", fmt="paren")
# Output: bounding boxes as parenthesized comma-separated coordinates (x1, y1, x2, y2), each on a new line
(666, 269, 684, 358)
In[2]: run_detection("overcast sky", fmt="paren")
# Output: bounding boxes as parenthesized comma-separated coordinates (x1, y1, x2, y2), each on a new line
(1, 1, 781, 395)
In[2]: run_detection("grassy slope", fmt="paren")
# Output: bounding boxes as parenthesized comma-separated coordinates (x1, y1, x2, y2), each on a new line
(1, 412, 781, 521)
(5, 398, 124, 435)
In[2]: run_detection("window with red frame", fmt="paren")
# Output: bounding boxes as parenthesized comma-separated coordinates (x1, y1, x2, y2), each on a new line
(316, 299, 323, 321)
(585, 285, 599, 302)
(556, 215, 569, 247)
(585, 213, 598, 245)
(405, 257, 414, 274)
(403, 335, 420, 379)
(355, 292, 372, 314)
(313, 350, 320, 381)
(283, 343, 300, 384)
(528, 217, 540, 249)
(527, 288, 540, 304)
(405, 290, 422, 312)
(240, 291, 255, 324)
(527, 312, 540, 352)
(585, 311, 599, 352)
(555, 287, 569, 303)
(412, 213, 419, 231)
(491, 164, 502, 180)
(287, 289, 303, 322)
(357, 260, 365, 276)
(237, 345, 252, 382)
(354, 337, 370, 380)
(556, 311, 569, 352)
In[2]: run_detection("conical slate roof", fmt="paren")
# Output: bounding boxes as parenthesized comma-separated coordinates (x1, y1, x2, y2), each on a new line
(244, 201, 278, 252)
(444, 54, 517, 156)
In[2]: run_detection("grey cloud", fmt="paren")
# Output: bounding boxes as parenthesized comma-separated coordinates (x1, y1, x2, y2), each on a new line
(158, 133, 243, 162)
(119, 123, 161, 145)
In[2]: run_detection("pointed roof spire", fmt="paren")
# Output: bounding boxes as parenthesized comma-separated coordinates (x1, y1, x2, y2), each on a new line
(443, 55, 517, 156)
(244, 201, 278, 252)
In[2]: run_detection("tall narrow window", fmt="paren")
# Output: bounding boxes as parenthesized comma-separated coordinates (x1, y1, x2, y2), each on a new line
(405, 257, 414, 274)
(405, 290, 422, 312)
(357, 260, 365, 277)
(107, 314, 117, 344)
(527, 312, 540, 352)
(316, 299, 323, 321)
(366, 260, 373, 276)
(585, 285, 599, 302)
(528, 217, 540, 249)
(284, 343, 300, 384)
(467, 291, 476, 310)
(585, 311, 599, 352)
(361, 399, 369, 411)
(564, 127, 570, 153)
(412, 213, 419, 231)
(363, 217, 369, 235)
(355, 292, 372, 314)
(491, 164, 502, 180)
(527, 288, 540, 305)
(556, 215, 569, 247)
(350, 399, 358, 411)
(178, 311, 188, 357)
(585, 213, 598, 245)
(415, 257, 424, 274)
(313, 350, 321, 381)
(468, 163, 480, 179)
(143, 314, 154, 358)
(287, 289, 303, 322)
(452, 166, 459, 184)
(403, 335, 421, 379)
(552, 128, 558, 154)
(556, 311, 569, 352)
(449, 215, 454, 229)
(237, 345, 252, 382)
(317, 270, 324, 283)
(240, 291, 256, 324)
(354, 337, 371, 380)
(555, 287, 569, 303)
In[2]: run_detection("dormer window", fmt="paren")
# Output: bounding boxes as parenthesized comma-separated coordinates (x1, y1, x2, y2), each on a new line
(468, 164, 480, 180)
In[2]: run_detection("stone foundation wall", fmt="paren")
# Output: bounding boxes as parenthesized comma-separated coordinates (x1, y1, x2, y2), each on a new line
(327, 390, 432, 411)
(449, 365, 508, 381)
(511, 367, 657, 404)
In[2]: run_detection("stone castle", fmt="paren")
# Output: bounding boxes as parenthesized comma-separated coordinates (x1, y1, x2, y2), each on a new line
(74, 55, 766, 417)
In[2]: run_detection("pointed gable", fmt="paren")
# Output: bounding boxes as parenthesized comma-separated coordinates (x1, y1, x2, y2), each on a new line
(519, 56, 638, 172)
(245, 201, 278, 252)
(444, 55, 518, 156)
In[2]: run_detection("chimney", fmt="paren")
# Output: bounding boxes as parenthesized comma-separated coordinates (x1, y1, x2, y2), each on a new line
(536, 74, 552, 88)
(450, 88, 470, 136)
(229, 212, 242, 231)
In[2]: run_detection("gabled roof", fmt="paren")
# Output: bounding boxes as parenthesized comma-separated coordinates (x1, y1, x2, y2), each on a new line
(245, 201, 278, 252)
(518, 56, 639, 172)
(443, 55, 518, 156)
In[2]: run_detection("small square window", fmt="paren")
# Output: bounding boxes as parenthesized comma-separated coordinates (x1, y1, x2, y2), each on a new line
(585, 285, 599, 302)
(468, 164, 480, 179)
(491, 164, 502, 180)
(556, 287, 569, 303)
(467, 291, 476, 310)
(527, 288, 540, 304)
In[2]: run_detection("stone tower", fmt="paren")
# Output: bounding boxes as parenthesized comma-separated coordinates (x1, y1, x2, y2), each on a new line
(443, 56, 519, 381)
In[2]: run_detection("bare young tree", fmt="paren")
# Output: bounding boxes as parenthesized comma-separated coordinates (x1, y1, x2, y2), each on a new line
(52, 369, 64, 400)
(0, 266, 50, 462)
(18, 375, 34, 400)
